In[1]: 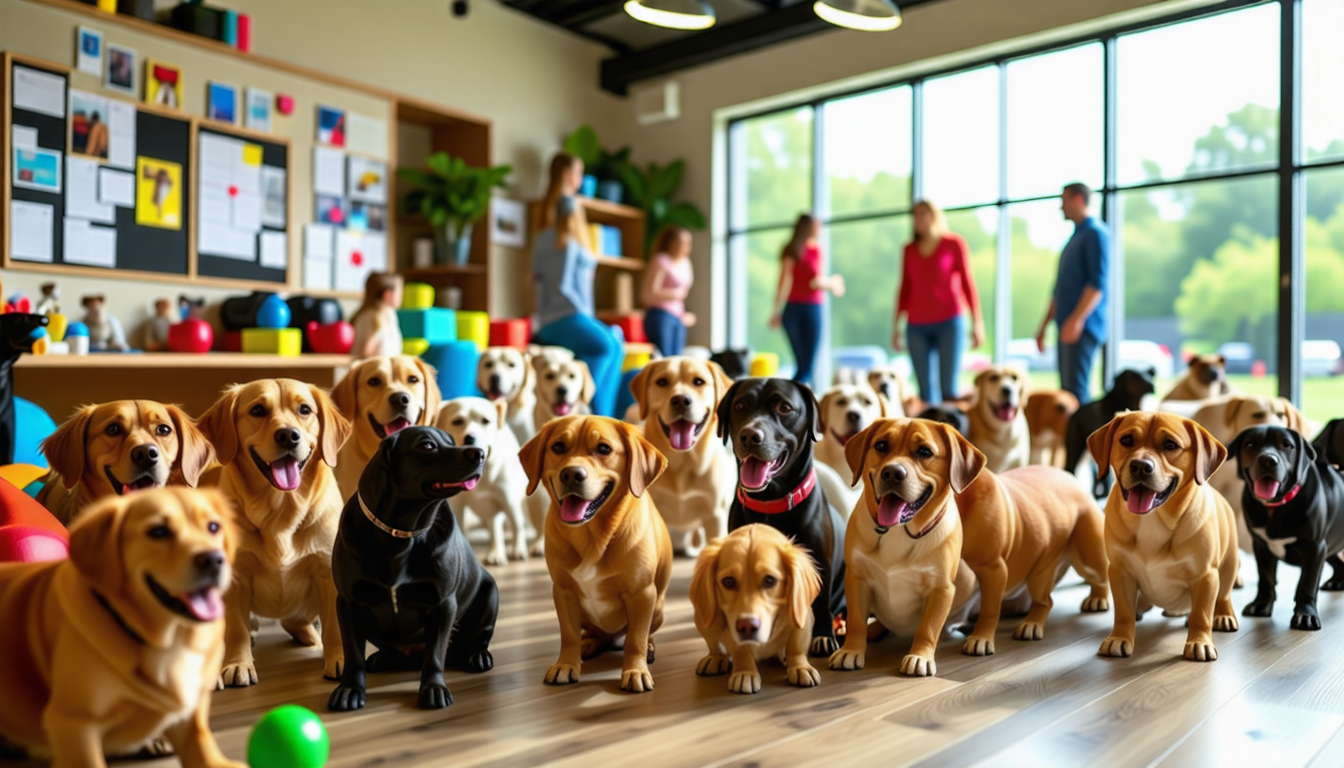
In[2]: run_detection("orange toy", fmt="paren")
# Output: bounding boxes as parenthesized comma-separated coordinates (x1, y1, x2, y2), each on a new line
(0, 473, 69, 562)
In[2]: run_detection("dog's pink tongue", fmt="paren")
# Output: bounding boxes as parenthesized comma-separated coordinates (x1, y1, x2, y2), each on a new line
(462, 477, 479, 492)
(384, 418, 411, 436)
(996, 405, 1017, 422)
(271, 457, 302, 491)
(558, 495, 591, 523)
(554, 402, 572, 416)
(878, 495, 909, 528)
(1254, 478, 1282, 501)
(1127, 487, 1158, 514)
(184, 587, 224, 622)
(668, 420, 698, 451)
(485, 391, 503, 401)
(740, 457, 772, 489)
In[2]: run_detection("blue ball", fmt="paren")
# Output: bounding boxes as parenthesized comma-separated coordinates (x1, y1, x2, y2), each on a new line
(255, 294, 291, 330)
(65, 322, 89, 338)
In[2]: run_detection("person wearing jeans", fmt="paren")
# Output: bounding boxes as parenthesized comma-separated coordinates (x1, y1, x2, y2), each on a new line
(640, 226, 697, 357)
(770, 214, 844, 386)
(1037, 182, 1110, 405)
(894, 200, 984, 405)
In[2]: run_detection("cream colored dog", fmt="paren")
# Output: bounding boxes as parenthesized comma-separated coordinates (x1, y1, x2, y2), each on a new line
(968, 365, 1031, 473)
(477, 347, 536, 446)
(867, 365, 917, 416)
(815, 384, 887, 515)
(533, 356, 595, 427)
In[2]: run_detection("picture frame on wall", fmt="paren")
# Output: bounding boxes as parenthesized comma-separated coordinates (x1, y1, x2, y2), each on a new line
(76, 27, 103, 76)
(317, 105, 346, 147)
(104, 44, 136, 96)
(245, 87, 273, 133)
(145, 58, 183, 109)
(490, 197, 526, 248)
(207, 81, 238, 125)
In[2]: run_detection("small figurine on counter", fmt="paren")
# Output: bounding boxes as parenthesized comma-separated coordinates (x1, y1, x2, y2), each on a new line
(81, 294, 128, 352)
(145, 297, 176, 352)
(350, 272, 403, 360)
(179, 294, 207, 322)
(33, 283, 60, 317)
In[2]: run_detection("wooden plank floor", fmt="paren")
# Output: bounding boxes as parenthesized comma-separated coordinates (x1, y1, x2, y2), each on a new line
(15, 552, 1344, 768)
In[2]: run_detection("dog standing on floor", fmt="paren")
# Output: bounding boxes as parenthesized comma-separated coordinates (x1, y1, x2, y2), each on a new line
(198, 379, 352, 686)
(520, 416, 672, 692)
(690, 524, 823, 694)
(1064, 368, 1157, 498)
(477, 347, 536, 446)
(38, 400, 215, 525)
(815, 384, 887, 516)
(1024, 390, 1079, 468)
(1089, 412, 1240, 661)
(331, 355, 442, 503)
(1162, 354, 1230, 403)
(968, 365, 1031, 473)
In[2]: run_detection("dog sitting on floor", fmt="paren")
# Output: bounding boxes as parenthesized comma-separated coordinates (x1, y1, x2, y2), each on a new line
(476, 347, 536, 446)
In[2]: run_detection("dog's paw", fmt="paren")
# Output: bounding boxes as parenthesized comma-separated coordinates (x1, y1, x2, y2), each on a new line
(529, 541, 546, 558)
(1243, 598, 1274, 618)
(963, 635, 995, 656)
(620, 668, 655, 693)
(1081, 595, 1110, 613)
(323, 656, 344, 681)
(544, 663, 580, 685)
(510, 545, 530, 562)
(787, 663, 821, 688)
(460, 650, 494, 673)
(219, 661, 258, 687)
(1323, 577, 1344, 592)
(1213, 613, 1240, 632)
(829, 648, 865, 671)
(417, 682, 454, 709)
(483, 548, 508, 567)
(327, 683, 366, 712)
(808, 635, 838, 657)
(1014, 621, 1045, 642)
(1183, 641, 1218, 661)
(727, 670, 762, 694)
(1291, 606, 1322, 631)
(1098, 636, 1132, 658)
(581, 637, 609, 659)
(899, 654, 936, 677)
(696, 654, 731, 676)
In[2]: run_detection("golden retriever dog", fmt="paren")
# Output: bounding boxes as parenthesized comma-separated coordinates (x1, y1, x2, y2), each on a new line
(331, 355, 441, 502)
(198, 379, 352, 686)
(690, 524, 823, 694)
(1089, 412, 1239, 661)
(1162, 353, 1231, 402)
(867, 365, 918, 416)
(816, 384, 888, 511)
(520, 415, 672, 692)
(829, 418, 980, 677)
(0, 488, 244, 768)
(533, 356, 596, 427)
(477, 346, 536, 445)
(968, 365, 1031, 473)
(38, 400, 215, 525)
(629, 357, 736, 556)
(1024, 389, 1079, 468)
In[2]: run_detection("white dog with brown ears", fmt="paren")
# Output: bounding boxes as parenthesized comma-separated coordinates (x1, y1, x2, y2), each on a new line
(815, 384, 888, 516)
(532, 355, 595, 428)
(968, 365, 1031, 473)
(477, 346, 536, 446)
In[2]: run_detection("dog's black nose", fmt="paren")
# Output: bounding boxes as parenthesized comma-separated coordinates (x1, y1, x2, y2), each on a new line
(131, 444, 160, 466)
(1130, 458, 1155, 478)
(1001, 385, 1014, 397)
(1259, 453, 1280, 470)
(671, 394, 691, 410)
(463, 447, 486, 466)
(560, 466, 587, 485)
(463, 434, 477, 446)
(881, 464, 908, 484)
(489, 374, 502, 390)
(847, 411, 862, 424)
(275, 428, 302, 448)
(556, 386, 570, 400)
(194, 550, 225, 578)
(390, 391, 412, 409)
(735, 616, 760, 639)
(739, 427, 764, 447)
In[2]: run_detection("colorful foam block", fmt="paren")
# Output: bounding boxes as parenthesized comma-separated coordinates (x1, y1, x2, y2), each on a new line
(403, 338, 431, 357)
(605, 314, 646, 345)
(242, 327, 302, 356)
(623, 349, 651, 373)
(421, 341, 480, 399)
(750, 352, 780, 378)
(402, 283, 435, 310)
(455, 311, 490, 351)
(616, 368, 640, 421)
(489, 318, 531, 349)
(397, 308, 456, 344)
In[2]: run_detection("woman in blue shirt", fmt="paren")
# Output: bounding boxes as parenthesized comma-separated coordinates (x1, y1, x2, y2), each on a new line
(532, 152, 624, 417)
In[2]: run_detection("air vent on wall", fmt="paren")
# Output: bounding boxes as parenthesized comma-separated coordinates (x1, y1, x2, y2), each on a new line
(634, 81, 680, 125)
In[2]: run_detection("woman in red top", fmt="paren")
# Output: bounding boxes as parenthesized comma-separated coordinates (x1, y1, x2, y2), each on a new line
(770, 214, 845, 385)
(894, 200, 985, 404)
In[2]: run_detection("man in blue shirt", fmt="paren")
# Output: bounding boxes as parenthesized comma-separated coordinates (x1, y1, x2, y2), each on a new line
(1036, 182, 1109, 405)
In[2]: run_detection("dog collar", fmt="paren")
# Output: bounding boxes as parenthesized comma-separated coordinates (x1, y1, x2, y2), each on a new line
(92, 590, 146, 645)
(906, 507, 948, 539)
(1261, 485, 1302, 508)
(737, 469, 816, 514)
(359, 493, 430, 539)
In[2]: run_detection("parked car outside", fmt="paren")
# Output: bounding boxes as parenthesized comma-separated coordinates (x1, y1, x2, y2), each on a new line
(1217, 342, 1255, 375)
(1118, 339, 1174, 379)
(1303, 340, 1343, 377)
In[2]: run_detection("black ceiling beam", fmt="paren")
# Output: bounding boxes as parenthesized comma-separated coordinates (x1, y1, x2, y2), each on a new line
(536, 0, 625, 26)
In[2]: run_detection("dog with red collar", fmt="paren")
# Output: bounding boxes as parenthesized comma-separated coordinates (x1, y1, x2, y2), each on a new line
(1228, 425, 1344, 631)
(717, 378, 847, 657)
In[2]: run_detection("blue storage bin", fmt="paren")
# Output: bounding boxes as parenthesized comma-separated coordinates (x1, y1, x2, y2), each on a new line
(398, 308, 457, 345)
(616, 367, 640, 422)
(422, 341, 480, 400)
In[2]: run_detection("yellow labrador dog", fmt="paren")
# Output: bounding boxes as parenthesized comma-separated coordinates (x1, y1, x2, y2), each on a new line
(533, 356, 596, 428)
(815, 384, 887, 515)
(867, 365, 918, 416)
(477, 347, 536, 446)
(331, 355, 441, 502)
(968, 365, 1031, 473)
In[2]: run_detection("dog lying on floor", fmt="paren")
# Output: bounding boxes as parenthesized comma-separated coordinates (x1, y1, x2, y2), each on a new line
(331, 355, 442, 502)
(38, 400, 215, 525)
(1064, 368, 1157, 498)
(1024, 389, 1079, 468)
(968, 365, 1031, 473)
(477, 347, 536, 446)
(0, 488, 243, 768)
(533, 356, 595, 427)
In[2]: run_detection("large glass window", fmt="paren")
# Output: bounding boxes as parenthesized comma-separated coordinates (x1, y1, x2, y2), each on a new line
(1303, 0, 1344, 163)
(944, 207, 997, 364)
(1304, 166, 1344, 423)
(731, 107, 813, 230)
(921, 67, 1000, 208)
(735, 228, 794, 368)
(824, 87, 912, 217)
(1006, 44, 1104, 199)
(829, 217, 911, 352)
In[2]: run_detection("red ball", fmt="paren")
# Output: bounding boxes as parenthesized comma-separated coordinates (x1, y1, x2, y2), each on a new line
(307, 321, 354, 354)
(167, 318, 214, 354)
(0, 526, 69, 563)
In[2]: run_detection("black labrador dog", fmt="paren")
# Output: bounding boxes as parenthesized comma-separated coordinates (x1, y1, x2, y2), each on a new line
(1229, 425, 1344, 631)
(1312, 419, 1344, 467)
(716, 377, 846, 656)
(917, 404, 969, 437)
(0, 313, 49, 466)
(710, 349, 752, 381)
(329, 426, 498, 711)
(1063, 367, 1157, 498)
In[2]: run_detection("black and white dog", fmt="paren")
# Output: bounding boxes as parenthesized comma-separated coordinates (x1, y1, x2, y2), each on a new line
(1229, 425, 1344, 631)
(328, 426, 498, 711)
(717, 377, 846, 656)
(1063, 367, 1157, 498)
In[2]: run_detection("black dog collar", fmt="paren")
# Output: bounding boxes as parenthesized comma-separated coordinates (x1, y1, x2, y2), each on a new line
(359, 494, 430, 539)
(93, 590, 146, 645)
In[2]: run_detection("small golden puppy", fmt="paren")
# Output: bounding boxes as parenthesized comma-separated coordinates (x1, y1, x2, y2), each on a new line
(38, 400, 215, 525)
(198, 379, 352, 686)
(520, 415, 672, 693)
(690, 524, 823, 694)
(0, 488, 243, 768)
(1089, 412, 1240, 661)
(1024, 389, 1079, 468)
(533, 357, 596, 427)
(331, 355, 441, 501)
(968, 365, 1031, 473)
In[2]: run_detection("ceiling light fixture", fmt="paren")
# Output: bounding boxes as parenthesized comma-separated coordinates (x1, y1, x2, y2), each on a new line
(813, 0, 901, 31)
(624, 0, 717, 30)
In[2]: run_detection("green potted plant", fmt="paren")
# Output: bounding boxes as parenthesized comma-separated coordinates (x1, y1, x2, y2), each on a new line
(563, 124, 631, 204)
(398, 151, 512, 267)
(620, 159, 706, 253)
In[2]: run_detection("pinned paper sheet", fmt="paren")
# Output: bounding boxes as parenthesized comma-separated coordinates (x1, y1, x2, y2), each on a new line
(13, 67, 65, 118)
(260, 230, 288, 270)
(346, 112, 388, 159)
(303, 223, 335, 291)
(12, 125, 37, 150)
(313, 146, 345, 197)
(66, 157, 115, 224)
(64, 218, 117, 268)
(261, 166, 286, 228)
(242, 144, 263, 166)
(10, 201, 54, 263)
(334, 229, 374, 292)
(107, 100, 136, 170)
(98, 167, 135, 207)
(198, 132, 263, 260)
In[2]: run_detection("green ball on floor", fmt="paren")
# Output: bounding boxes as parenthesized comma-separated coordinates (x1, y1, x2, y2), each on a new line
(248, 705, 329, 768)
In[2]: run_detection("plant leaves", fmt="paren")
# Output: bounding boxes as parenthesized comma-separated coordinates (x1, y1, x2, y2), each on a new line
(563, 125, 601, 166)
(650, 160, 683, 200)
(665, 202, 706, 229)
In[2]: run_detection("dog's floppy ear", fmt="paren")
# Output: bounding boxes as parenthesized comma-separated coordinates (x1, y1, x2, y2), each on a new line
(310, 384, 353, 468)
(784, 540, 822, 630)
(1184, 418, 1226, 486)
(492, 399, 509, 432)
(68, 494, 128, 592)
(845, 421, 881, 487)
(1280, 397, 1308, 435)
(689, 537, 724, 635)
(329, 361, 361, 420)
(715, 379, 748, 444)
(1087, 415, 1128, 477)
(519, 421, 558, 496)
(973, 369, 992, 389)
(873, 385, 889, 418)
(817, 389, 839, 436)
(709, 361, 734, 411)
(797, 383, 823, 443)
(166, 404, 214, 487)
(1225, 427, 1250, 474)
(1223, 396, 1246, 431)
(413, 358, 442, 425)
(629, 363, 655, 421)
(1292, 429, 1318, 488)
(577, 361, 596, 406)
(519, 351, 535, 395)
(620, 422, 667, 498)
(197, 387, 241, 467)
(42, 405, 95, 490)
(1313, 419, 1342, 466)
(939, 423, 986, 494)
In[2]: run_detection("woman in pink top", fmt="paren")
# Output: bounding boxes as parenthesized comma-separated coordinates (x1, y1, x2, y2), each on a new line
(770, 214, 845, 385)
(893, 200, 985, 404)
(640, 225, 697, 356)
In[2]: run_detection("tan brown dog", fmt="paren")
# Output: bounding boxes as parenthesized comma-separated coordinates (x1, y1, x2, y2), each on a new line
(330, 355, 441, 501)
(1089, 412, 1239, 661)
(968, 365, 1031, 473)
(0, 488, 243, 768)
(1024, 389, 1079, 468)
(690, 523, 822, 694)
(629, 357, 735, 556)
(533, 356, 596, 427)
(1162, 354, 1231, 402)
(520, 415, 671, 693)
(198, 379, 352, 687)
(38, 401, 215, 525)
(955, 464, 1110, 655)
(867, 365, 918, 416)
(829, 418, 980, 677)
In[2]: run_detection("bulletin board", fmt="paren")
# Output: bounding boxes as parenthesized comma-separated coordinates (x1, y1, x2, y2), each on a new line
(195, 124, 289, 284)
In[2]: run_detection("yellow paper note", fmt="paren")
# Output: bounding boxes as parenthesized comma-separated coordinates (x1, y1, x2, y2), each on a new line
(136, 157, 183, 230)
(242, 144, 263, 166)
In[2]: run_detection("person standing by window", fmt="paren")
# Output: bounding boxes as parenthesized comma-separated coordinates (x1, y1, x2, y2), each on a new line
(893, 200, 984, 404)
(1036, 182, 1110, 404)
(769, 214, 845, 386)
(640, 225, 696, 357)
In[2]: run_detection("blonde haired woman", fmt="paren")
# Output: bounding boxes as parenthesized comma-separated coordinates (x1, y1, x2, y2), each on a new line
(894, 200, 984, 404)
